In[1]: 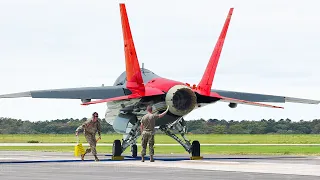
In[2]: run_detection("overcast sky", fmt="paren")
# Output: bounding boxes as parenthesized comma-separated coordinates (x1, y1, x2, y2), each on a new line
(0, 0, 319, 122)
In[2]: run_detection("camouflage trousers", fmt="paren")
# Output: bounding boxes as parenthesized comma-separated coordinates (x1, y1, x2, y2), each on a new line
(141, 131, 155, 156)
(84, 132, 97, 155)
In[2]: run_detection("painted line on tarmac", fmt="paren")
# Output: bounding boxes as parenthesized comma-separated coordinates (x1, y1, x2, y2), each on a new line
(1, 143, 320, 146)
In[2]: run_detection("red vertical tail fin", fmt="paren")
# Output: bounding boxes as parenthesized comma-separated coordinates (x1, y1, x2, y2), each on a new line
(119, 3, 144, 91)
(197, 8, 234, 96)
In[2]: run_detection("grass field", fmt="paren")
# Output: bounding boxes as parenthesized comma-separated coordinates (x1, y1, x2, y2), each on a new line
(1, 134, 320, 155)
(1, 134, 320, 144)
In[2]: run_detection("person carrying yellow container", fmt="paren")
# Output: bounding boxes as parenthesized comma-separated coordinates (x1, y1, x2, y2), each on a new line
(75, 112, 102, 161)
(74, 136, 85, 157)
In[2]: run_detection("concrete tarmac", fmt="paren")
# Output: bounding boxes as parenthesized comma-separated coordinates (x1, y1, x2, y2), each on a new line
(1, 151, 320, 180)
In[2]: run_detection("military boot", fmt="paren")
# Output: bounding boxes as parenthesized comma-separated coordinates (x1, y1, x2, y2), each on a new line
(141, 156, 145, 162)
(150, 155, 154, 162)
(94, 155, 99, 162)
(81, 153, 86, 161)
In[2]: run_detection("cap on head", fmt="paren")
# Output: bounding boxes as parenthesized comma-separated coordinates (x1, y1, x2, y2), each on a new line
(92, 112, 98, 117)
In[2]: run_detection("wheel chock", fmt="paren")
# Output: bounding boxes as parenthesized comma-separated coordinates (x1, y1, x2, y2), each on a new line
(190, 156, 203, 160)
(111, 156, 124, 160)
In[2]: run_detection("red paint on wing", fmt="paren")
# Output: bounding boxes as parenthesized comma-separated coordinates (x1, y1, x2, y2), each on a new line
(81, 94, 141, 105)
(81, 86, 165, 106)
(145, 78, 185, 92)
(132, 86, 165, 96)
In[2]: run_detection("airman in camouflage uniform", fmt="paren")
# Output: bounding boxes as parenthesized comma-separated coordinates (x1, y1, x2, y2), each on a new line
(75, 112, 101, 161)
(140, 105, 169, 162)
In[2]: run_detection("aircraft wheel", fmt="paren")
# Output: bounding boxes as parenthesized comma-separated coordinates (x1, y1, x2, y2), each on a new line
(191, 140, 200, 157)
(131, 144, 137, 158)
(112, 140, 122, 156)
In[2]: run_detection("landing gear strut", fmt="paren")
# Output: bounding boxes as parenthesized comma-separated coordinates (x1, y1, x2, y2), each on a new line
(111, 102, 165, 158)
(112, 120, 141, 157)
(159, 117, 201, 157)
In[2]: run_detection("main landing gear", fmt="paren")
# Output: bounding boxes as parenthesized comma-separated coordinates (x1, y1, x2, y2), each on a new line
(159, 117, 201, 157)
(112, 120, 141, 158)
(111, 116, 201, 159)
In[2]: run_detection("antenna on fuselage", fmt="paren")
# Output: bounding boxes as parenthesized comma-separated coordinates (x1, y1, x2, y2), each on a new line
(142, 62, 145, 73)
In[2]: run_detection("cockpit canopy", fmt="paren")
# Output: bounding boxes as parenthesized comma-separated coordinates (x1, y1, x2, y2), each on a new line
(113, 68, 160, 86)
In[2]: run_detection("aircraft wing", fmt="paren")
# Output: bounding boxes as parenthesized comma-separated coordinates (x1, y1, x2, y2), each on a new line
(211, 89, 320, 104)
(0, 86, 132, 101)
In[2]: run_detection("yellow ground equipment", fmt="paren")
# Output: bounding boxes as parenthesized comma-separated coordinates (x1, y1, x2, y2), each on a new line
(74, 136, 85, 157)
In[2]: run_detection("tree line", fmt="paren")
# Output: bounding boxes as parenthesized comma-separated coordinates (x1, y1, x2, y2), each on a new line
(1, 117, 320, 134)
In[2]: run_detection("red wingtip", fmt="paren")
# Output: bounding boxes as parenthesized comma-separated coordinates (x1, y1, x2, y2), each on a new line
(197, 8, 234, 95)
(119, 3, 144, 91)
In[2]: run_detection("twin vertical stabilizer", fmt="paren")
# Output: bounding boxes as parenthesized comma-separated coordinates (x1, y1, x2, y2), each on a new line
(119, 4, 144, 91)
(120, 3, 234, 96)
(197, 8, 234, 96)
